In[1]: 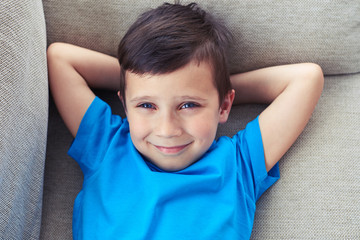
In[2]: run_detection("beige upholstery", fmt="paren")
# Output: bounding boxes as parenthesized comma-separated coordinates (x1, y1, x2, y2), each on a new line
(41, 1, 360, 239)
(0, 1, 48, 239)
(1, 0, 359, 239)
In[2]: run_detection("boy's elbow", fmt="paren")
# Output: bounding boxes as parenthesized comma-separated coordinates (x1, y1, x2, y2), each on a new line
(312, 63, 324, 94)
(47, 42, 68, 63)
(303, 63, 324, 95)
(307, 63, 324, 82)
(47, 42, 79, 68)
(47, 42, 78, 91)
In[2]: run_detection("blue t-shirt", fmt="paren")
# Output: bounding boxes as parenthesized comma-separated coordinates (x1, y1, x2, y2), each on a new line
(68, 97, 280, 240)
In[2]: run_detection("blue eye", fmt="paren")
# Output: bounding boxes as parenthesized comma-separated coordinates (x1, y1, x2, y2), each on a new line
(181, 102, 199, 109)
(139, 103, 155, 109)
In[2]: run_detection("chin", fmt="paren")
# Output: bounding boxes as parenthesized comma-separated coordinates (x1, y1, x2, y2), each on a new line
(153, 158, 195, 172)
(158, 163, 189, 172)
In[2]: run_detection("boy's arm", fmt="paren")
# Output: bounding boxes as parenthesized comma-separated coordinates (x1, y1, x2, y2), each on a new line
(47, 43, 120, 137)
(230, 63, 324, 172)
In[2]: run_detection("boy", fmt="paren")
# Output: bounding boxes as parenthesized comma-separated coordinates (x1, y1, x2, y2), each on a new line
(47, 2, 324, 239)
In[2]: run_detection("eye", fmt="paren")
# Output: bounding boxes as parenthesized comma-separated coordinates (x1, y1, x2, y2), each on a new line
(138, 103, 156, 109)
(180, 102, 199, 109)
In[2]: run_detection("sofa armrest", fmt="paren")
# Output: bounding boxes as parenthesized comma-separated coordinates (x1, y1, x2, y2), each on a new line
(0, 0, 48, 238)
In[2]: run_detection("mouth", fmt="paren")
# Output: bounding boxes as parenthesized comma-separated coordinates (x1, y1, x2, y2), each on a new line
(153, 143, 192, 155)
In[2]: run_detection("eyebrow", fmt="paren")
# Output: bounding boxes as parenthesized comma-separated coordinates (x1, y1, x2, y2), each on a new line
(129, 96, 157, 103)
(177, 95, 207, 102)
(129, 95, 207, 103)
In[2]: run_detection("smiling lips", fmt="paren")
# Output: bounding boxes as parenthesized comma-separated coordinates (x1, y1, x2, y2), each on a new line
(154, 143, 192, 155)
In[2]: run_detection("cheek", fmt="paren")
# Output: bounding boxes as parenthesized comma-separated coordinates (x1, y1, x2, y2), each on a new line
(127, 114, 150, 141)
(188, 113, 219, 142)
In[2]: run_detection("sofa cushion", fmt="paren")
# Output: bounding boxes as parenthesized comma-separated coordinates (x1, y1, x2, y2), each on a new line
(0, 0, 48, 239)
(218, 73, 360, 239)
(42, 73, 360, 239)
(43, 0, 360, 75)
(41, 0, 360, 239)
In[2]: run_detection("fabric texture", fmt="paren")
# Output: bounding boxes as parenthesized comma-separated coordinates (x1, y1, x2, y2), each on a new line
(42, 0, 360, 75)
(251, 74, 360, 239)
(217, 73, 360, 239)
(68, 97, 279, 239)
(40, 0, 360, 239)
(42, 74, 360, 239)
(0, 0, 48, 239)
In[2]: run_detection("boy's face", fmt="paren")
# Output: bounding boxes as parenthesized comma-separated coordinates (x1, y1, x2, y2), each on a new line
(123, 61, 234, 172)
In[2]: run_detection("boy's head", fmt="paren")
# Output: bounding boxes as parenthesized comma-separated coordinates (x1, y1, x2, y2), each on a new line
(117, 2, 235, 172)
(118, 2, 233, 105)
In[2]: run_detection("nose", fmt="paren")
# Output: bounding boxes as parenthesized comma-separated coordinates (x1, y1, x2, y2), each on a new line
(155, 111, 182, 138)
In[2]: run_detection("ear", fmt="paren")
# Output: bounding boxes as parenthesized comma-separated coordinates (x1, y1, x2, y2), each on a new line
(219, 89, 235, 124)
(117, 91, 127, 114)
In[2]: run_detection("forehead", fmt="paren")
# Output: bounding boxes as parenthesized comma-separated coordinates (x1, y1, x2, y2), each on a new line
(125, 61, 218, 99)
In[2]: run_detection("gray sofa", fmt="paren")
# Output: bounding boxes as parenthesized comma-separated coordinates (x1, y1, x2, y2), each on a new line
(1, 0, 359, 239)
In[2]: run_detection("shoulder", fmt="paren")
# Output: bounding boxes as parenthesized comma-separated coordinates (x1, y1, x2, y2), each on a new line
(78, 97, 126, 133)
(69, 97, 128, 161)
(231, 116, 262, 150)
(68, 97, 130, 177)
(206, 117, 261, 162)
(232, 116, 280, 200)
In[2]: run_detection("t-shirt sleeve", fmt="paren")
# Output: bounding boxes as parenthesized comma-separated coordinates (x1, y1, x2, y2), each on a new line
(233, 116, 280, 202)
(68, 97, 125, 177)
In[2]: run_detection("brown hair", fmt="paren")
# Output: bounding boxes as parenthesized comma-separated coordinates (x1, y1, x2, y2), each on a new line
(118, 2, 233, 106)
